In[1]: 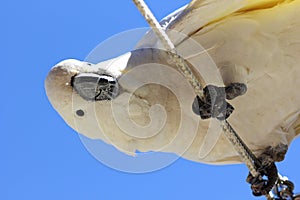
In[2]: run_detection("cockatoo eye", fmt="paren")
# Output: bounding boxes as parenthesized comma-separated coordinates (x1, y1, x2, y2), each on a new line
(75, 109, 85, 117)
(72, 73, 119, 101)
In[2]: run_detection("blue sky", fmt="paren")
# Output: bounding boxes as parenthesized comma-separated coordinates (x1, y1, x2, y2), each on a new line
(2, 0, 300, 199)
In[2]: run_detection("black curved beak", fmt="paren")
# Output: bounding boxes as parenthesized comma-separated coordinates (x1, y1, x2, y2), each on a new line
(72, 73, 119, 101)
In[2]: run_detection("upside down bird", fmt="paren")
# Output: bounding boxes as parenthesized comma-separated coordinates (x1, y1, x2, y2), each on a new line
(45, 0, 300, 196)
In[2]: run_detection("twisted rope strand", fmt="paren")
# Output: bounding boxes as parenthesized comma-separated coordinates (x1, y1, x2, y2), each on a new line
(132, 0, 205, 98)
(132, 0, 262, 179)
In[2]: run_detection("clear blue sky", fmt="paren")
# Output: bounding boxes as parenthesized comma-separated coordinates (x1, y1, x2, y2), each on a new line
(2, 0, 299, 199)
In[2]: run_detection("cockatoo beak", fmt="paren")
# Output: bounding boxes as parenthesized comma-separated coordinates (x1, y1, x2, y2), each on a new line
(72, 73, 119, 101)
(45, 52, 132, 104)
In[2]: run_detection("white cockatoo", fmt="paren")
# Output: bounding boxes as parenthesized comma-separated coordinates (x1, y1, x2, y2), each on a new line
(45, 0, 300, 195)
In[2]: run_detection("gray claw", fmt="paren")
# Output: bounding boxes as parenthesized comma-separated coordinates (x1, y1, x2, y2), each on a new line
(225, 83, 247, 100)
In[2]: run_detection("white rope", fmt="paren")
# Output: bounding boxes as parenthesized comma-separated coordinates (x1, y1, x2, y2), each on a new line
(132, 0, 175, 52)
(132, 0, 261, 178)
(132, 0, 204, 99)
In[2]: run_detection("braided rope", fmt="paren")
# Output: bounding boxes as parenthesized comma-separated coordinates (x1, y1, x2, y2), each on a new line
(132, 0, 175, 52)
(132, 0, 204, 99)
(132, 0, 262, 177)
(221, 121, 260, 177)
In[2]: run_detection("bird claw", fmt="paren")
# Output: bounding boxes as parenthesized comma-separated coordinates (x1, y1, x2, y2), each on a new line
(192, 83, 247, 120)
(246, 144, 289, 197)
(225, 82, 247, 100)
(246, 161, 278, 196)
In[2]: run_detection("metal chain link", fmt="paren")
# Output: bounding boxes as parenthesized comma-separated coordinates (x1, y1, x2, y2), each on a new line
(132, 0, 261, 178)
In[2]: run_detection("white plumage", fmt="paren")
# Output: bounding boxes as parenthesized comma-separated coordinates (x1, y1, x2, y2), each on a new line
(45, 0, 300, 165)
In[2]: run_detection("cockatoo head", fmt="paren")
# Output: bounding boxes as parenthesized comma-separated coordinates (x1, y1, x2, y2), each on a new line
(44, 52, 131, 133)
(44, 49, 200, 153)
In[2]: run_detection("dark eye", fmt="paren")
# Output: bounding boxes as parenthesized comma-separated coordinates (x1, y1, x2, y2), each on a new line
(76, 109, 85, 117)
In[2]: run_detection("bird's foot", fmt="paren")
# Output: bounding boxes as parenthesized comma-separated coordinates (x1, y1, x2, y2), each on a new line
(246, 144, 288, 196)
(192, 83, 247, 120)
(246, 162, 278, 196)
